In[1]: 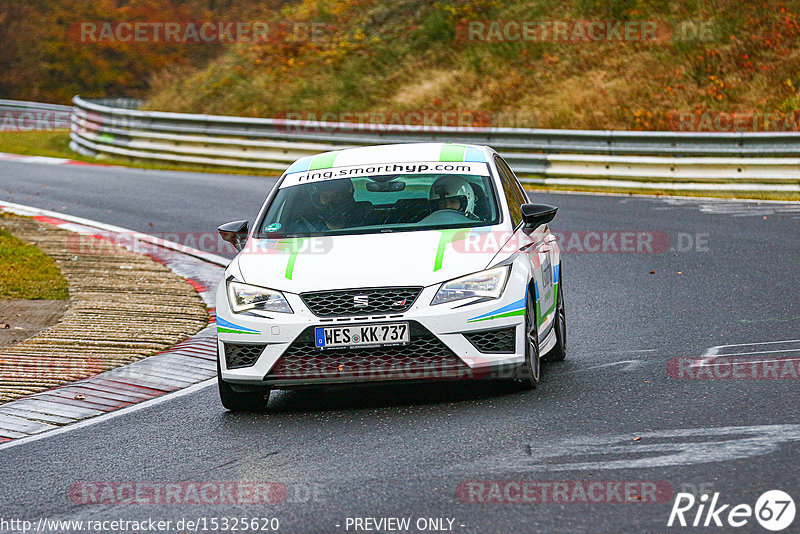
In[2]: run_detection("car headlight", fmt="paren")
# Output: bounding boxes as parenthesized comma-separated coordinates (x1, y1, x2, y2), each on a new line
(431, 266, 510, 305)
(227, 281, 293, 313)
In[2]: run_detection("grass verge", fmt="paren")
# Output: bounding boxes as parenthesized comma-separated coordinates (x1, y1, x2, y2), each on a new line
(0, 215, 69, 300)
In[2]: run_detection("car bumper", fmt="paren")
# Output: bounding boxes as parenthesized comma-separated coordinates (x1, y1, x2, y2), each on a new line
(216, 269, 532, 387)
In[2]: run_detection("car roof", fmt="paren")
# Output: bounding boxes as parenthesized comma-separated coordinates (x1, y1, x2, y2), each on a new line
(283, 143, 494, 174)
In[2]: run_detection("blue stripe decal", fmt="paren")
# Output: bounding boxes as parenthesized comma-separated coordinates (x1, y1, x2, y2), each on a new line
(464, 146, 486, 162)
(469, 226, 492, 237)
(533, 281, 539, 300)
(217, 317, 260, 333)
(552, 263, 560, 285)
(285, 157, 311, 174)
(467, 288, 527, 322)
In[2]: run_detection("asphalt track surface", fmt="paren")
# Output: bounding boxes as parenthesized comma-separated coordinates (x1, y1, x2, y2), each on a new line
(1, 160, 800, 533)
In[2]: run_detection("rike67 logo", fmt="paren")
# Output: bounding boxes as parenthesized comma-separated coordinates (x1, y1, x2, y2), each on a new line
(668, 490, 796, 531)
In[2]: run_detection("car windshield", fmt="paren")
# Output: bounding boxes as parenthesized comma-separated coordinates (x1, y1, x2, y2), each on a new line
(257, 172, 500, 237)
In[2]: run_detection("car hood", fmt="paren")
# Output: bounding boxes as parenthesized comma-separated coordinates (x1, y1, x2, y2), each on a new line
(235, 228, 502, 293)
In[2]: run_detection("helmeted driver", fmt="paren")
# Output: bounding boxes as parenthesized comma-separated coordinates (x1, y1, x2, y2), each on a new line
(308, 178, 365, 230)
(313, 178, 355, 209)
(429, 175, 476, 218)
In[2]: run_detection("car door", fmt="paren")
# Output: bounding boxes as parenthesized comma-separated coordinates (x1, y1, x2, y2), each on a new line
(494, 156, 555, 332)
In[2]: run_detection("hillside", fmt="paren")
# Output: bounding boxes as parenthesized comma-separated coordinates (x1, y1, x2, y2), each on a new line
(144, 0, 800, 131)
(0, 0, 284, 103)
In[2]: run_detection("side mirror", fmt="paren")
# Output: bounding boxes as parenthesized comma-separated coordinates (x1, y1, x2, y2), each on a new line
(521, 204, 557, 233)
(218, 220, 249, 252)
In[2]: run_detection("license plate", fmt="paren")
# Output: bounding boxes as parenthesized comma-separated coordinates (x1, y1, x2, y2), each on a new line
(314, 322, 409, 349)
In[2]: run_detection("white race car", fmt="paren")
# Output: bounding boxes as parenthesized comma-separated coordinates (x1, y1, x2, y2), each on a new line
(215, 142, 565, 410)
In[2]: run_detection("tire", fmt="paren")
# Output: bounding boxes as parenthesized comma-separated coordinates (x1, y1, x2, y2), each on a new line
(543, 273, 566, 362)
(514, 288, 541, 390)
(217, 358, 271, 411)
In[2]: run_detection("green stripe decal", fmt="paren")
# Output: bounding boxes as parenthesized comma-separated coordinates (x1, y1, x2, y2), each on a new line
(468, 309, 525, 323)
(279, 238, 306, 279)
(439, 144, 466, 162)
(217, 327, 258, 335)
(308, 151, 339, 170)
(434, 229, 468, 271)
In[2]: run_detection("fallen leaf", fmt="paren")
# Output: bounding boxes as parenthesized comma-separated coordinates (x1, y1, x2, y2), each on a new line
(677, 271, 683, 275)
(633, 437, 642, 441)
(0, 323, 9, 329)
(13, 327, 24, 330)
(649, 270, 655, 274)
(74, 394, 86, 400)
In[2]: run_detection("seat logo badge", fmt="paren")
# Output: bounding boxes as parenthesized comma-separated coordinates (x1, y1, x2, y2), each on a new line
(354, 295, 369, 307)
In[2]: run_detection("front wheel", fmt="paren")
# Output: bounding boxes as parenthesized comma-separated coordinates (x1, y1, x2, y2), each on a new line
(514, 289, 540, 390)
(217, 358, 271, 411)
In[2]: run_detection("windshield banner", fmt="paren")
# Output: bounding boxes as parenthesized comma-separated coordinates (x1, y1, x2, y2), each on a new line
(280, 161, 490, 188)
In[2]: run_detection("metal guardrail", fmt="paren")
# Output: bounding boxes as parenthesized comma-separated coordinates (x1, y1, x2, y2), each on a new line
(47, 96, 800, 191)
(0, 99, 72, 113)
(0, 99, 72, 131)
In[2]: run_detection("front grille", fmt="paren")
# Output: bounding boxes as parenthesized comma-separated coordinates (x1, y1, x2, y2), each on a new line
(464, 327, 516, 353)
(266, 322, 475, 381)
(300, 287, 422, 317)
(224, 343, 265, 369)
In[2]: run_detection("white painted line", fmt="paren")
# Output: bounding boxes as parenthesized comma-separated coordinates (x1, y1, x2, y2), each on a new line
(715, 348, 800, 357)
(691, 339, 800, 367)
(0, 379, 215, 451)
(715, 339, 800, 351)
(556, 360, 645, 374)
(473, 424, 800, 472)
(595, 349, 657, 354)
(693, 357, 800, 367)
